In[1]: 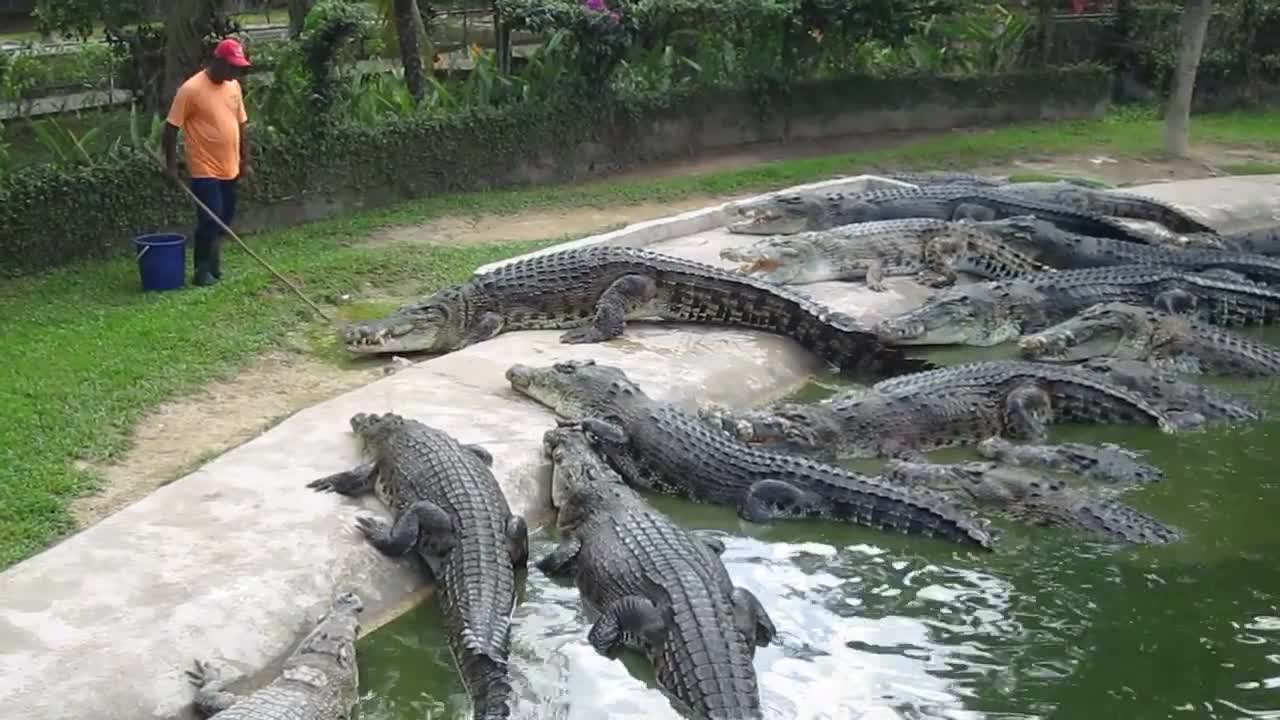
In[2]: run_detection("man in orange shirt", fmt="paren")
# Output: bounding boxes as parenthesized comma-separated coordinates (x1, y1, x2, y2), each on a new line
(163, 38, 252, 286)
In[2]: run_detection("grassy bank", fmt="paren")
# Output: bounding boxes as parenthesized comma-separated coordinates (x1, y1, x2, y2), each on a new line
(2, 106, 1280, 570)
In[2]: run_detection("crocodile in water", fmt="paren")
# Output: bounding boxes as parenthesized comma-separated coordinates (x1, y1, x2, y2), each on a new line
(341, 245, 933, 380)
(695, 360, 1177, 461)
(538, 424, 775, 720)
(1072, 356, 1262, 424)
(725, 184, 1158, 243)
(1019, 301, 1280, 376)
(187, 591, 364, 720)
(717, 218, 1051, 288)
(307, 413, 529, 719)
(506, 359, 996, 548)
(975, 216, 1280, 284)
(879, 460, 1182, 545)
(873, 265, 1280, 348)
(975, 436, 1165, 485)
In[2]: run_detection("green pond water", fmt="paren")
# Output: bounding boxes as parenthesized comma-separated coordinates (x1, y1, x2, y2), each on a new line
(353, 338, 1280, 720)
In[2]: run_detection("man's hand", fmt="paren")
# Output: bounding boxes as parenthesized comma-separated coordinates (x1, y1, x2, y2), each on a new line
(165, 161, 181, 181)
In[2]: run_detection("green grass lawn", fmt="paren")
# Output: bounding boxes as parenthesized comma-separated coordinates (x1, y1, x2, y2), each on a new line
(2, 106, 1280, 570)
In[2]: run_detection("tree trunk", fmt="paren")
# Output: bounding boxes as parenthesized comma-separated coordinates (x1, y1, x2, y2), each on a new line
(163, 0, 223, 108)
(287, 0, 312, 38)
(393, 0, 426, 101)
(1163, 0, 1214, 157)
(1036, 0, 1055, 67)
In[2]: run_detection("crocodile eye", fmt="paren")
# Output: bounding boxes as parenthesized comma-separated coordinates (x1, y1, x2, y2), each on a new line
(553, 362, 576, 374)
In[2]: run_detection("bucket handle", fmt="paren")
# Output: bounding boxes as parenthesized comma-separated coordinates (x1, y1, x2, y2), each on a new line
(136, 245, 150, 260)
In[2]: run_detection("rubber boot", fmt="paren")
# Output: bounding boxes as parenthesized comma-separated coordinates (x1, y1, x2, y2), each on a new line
(193, 235, 218, 286)
(209, 235, 224, 281)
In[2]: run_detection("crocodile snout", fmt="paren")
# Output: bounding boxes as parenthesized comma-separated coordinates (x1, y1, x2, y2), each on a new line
(506, 364, 533, 390)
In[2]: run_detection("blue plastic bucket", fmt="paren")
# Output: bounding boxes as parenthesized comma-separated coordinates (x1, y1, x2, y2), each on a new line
(134, 233, 187, 292)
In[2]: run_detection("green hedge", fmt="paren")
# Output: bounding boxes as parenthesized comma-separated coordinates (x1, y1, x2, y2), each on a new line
(0, 64, 1109, 278)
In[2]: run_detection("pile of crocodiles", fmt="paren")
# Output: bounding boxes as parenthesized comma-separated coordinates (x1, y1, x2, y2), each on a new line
(194, 171, 1280, 719)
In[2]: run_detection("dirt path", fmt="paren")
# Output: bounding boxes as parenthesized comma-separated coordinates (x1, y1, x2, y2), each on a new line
(71, 138, 1280, 530)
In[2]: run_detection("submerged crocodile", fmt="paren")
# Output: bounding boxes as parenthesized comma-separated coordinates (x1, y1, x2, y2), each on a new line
(1073, 356, 1262, 424)
(976, 216, 1280, 284)
(726, 184, 1160, 244)
(989, 181, 1220, 236)
(1020, 301, 1280, 376)
(187, 591, 364, 720)
(539, 425, 775, 720)
(342, 245, 933, 380)
(873, 265, 1280, 348)
(975, 436, 1165, 485)
(506, 359, 996, 548)
(696, 360, 1177, 462)
(717, 218, 1051, 288)
(880, 460, 1182, 545)
(308, 414, 528, 719)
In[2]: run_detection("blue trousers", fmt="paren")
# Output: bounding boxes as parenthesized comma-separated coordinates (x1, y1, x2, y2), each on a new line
(191, 178, 238, 277)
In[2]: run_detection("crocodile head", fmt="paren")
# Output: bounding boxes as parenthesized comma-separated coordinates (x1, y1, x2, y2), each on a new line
(341, 287, 467, 354)
(506, 359, 642, 418)
(1019, 302, 1152, 362)
(882, 460, 1060, 506)
(542, 425, 631, 528)
(727, 194, 829, 235)
(970, 214, 1062, 253)
(348, 411, 409, 444)
(289, 590, 364, 673)
(873, 285, 1020, 347)
(719, 236, 836, 285)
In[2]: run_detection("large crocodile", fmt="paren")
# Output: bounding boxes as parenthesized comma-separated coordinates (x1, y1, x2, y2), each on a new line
(506, 359, 996, 548)
(873, 265, 1280, 348)
(187, 591, 364, 720)
(538, 425, 775, 720)
(879, 460, 1182, 545)
(1020, 301, 1280, 376)
(1073, 356, 1262, 424)
(726, 184, 1160, 244)
(717, 218, 1051, 288)
(695, 360, 1177, 462)
(989, 181, 1220, 236)
(307, 413, 528, 719)
(1217, 223, 1280, 257)
(341, 245, 933, 379)
(975, 216, 1280, 284)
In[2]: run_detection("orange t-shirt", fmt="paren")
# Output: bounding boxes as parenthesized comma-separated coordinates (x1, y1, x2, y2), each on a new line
(166, 70, 249, 180)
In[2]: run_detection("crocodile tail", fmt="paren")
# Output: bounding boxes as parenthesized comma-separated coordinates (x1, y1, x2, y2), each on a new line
(461, 651, 516, 719)
(829, 481, 996, 549)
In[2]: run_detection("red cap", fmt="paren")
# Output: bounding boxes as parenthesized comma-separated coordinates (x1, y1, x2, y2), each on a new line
(213, 38, 251, 68)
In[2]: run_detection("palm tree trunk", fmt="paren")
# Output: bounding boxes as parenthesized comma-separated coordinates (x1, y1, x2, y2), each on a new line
(287, 0, 313, 38)
(393, 0, 426, 101)
(1163, 0, 1214, 157)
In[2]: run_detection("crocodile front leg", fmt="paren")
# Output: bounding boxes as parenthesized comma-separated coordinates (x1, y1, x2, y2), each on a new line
(507, 515, 530, 570)
(186, 660, 242, 717)
(307, 461, 377, 496)
(535, 536, 581, 577)
(356, 499, 457, 569)
(731, 587, 778, 648)
(1004, 383, 1054, 441)
(866, 259, 888, 292)
(461, 311, 505, 347)
(561, 274, 659, 344)
(1154, 288, 1197, 315)
(588, 596, 669, 657)
(740, 479, 825, 523)
(463, 444, 494, 466)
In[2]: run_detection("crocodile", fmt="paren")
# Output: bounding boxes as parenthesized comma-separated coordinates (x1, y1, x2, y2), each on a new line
(695, 360, 1177, 462)
(881, 171, 1009, 187)
(506, 359, 996, 548)
(1217, 223, 1280, 257)
(341, 245, 933, 380)
(187, 591, 364, 719)
(873, 265, 1280, 348)
(879, 460, 1183, 545)
(717, 218, 1052, 288)
(1019, 301, 1280, 376)
(538, 425, 775, 720)
(307, 413, 528, 719)
(988, 181, 1220, 236)
(725, 184, 1161, 244)
(1072, 356, 1263, 424)
(974, 436, 1165, 485)
(974, 215, 1280, 284)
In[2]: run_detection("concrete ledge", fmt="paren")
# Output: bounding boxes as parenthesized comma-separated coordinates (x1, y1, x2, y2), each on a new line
(1125, 175, 1280, 233)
